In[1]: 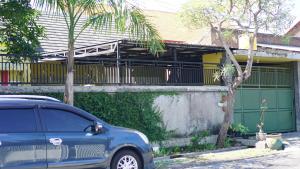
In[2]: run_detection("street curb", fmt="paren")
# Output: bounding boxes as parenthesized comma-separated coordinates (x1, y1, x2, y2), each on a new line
(167, 150, 283, 169)
(154, 146, 247, 161)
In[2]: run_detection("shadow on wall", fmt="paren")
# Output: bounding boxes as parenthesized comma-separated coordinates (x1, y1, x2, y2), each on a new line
(153, 90, 225, 137)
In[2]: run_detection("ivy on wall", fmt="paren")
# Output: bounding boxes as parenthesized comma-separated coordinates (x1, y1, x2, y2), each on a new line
(36, 92, 168, 141)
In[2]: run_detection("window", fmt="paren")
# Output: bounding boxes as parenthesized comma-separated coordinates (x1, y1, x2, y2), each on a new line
(0, 108, 36, 133)
(40, 109, 92, 132)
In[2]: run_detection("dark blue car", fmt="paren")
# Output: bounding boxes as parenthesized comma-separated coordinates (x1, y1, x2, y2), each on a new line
(0, 95, 154, 169)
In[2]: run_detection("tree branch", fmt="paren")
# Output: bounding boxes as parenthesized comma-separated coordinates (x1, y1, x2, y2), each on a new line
(243, 0, 262, 80)
(213, 24, 243, 77)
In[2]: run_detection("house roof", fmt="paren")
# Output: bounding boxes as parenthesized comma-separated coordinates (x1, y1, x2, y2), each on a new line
(37, 12, 128, 53)
(257, 43, 300, 52)
(29, 9, 300, 58)
(143, 10, 210, 45)
(286, 21, 300, 36)
(37, 10, 214, 54)
(257, 33, 300, 47)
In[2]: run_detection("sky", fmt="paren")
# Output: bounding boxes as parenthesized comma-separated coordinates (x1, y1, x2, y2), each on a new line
(133, 0, 300, 25)
(131, 0, 187, 12)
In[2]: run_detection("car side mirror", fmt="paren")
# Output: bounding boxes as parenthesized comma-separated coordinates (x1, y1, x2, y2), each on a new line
(93, 122, 103, 134)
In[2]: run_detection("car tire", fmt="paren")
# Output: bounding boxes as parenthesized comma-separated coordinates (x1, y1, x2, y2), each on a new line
(111, 149, 142, 169)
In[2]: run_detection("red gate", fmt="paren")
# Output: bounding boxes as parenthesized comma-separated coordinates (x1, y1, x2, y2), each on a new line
(1, 71, 9, 86)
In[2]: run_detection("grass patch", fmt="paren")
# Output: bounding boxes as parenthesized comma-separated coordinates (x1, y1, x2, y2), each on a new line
(154, 143, 216, 157)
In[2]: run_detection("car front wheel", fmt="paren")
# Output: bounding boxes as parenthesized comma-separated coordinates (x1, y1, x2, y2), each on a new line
(111, 150, 142, 169)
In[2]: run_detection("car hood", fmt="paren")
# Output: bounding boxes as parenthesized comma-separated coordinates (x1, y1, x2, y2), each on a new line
(109, 125, 138, 133)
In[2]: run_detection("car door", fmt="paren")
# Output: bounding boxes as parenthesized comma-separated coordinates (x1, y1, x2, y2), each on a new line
(39, 107, 108, 169)
(0, 107, 47, 169)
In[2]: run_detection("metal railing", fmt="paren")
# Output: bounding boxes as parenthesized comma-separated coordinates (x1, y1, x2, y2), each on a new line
(0, 57, 220, 86)
(241, 65, 292, 88)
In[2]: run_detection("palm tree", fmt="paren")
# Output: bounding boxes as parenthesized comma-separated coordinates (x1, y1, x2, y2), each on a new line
(33, 0, 164, 105)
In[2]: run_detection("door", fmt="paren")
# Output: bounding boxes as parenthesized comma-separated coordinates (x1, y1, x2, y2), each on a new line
(0, 108, 47, 169)
(39, 108, 108, 169)
(1, 71, 9, 86)
(234, 65, 295, 133)
(234, 88, 295, 133)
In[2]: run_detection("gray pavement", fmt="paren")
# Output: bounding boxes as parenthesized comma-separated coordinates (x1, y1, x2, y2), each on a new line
(185, 132, 300, 169)
(160, 132, 300, 169)
(186, 148, 300, 169)
(282, 132, 300, 148)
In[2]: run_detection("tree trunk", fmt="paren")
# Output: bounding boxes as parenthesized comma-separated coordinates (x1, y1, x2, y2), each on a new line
(64, 39, 75, 105)
(216, 90, 235, 148)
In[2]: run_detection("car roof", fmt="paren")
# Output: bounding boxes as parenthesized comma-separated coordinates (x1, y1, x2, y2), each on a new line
(0, 95, 61, 102)
(0, 98, 66, 110)
(0, 98, 53, 104)
(0, 95, 64, 108)
(0, 97, 106, 125)
(0, 95, 100, 121)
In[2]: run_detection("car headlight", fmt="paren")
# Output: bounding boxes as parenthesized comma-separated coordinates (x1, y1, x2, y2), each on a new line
(135, 131, 149, 144)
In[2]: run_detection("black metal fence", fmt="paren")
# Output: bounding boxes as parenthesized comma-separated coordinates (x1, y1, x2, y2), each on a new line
(0, 57, 220, 86)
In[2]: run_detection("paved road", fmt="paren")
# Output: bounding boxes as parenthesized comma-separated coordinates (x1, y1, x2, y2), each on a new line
(186, 148, 300, 169)
(186, 133, 300, 169)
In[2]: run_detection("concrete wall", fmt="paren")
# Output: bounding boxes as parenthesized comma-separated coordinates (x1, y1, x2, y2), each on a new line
(154, 89, 226, 136)
(0, 85, 227, 136)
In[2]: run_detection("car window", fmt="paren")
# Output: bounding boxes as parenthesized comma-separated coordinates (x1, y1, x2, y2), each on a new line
(40, 108, 92, 132)
(0, 108, 36, 133)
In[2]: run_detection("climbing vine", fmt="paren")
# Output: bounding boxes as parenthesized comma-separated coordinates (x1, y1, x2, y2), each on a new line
(38, 92, 169, 141)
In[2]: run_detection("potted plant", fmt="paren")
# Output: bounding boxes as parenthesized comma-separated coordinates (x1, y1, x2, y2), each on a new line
(256, 99, 268, 141)
(228, 123, 249, 138)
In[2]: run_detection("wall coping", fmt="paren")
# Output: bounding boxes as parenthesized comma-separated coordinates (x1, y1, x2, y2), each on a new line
(0, 85, 228, 93)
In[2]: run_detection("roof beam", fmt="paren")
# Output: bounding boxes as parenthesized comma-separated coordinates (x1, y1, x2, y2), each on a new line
(41, 42, 118, 60)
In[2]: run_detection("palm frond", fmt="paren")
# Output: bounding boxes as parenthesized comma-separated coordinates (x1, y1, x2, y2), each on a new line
(33, 0, 164, 55)
(33, 0, 71, 29)
(32, 0, 62, 14)
(74, 0, 99, 24)
(128, 9, 164, 55)
(86, 0, 164, 55)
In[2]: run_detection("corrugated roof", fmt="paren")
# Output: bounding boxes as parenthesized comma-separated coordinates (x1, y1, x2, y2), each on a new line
(257, 43, 300, 52)
(37, 10, 217, 54)
(37, 12, 128, 53)
(2, 9, 225, 57)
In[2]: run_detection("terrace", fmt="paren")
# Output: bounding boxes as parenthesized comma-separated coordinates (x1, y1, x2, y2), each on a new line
(0, 40, 225, 86)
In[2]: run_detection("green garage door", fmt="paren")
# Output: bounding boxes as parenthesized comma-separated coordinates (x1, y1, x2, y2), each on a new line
(234, 65, 296, 133)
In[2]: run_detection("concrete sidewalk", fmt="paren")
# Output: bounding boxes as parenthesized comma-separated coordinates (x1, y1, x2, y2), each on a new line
(155, 132, 300, 169)
(282, 132, 300, 148)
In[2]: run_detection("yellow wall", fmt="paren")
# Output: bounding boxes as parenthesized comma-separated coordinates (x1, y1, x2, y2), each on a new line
(0, 55, 31, 84)
(143, 10, 212, 45)
(0, 70, 25, 83)
(31, 62, 63, 84)
(2, 51, 295, 85)
(203, 52, 223, 63)
(0, 43, 32, 84)
(0, 43, 5, 54)
(202, 52, 223, 85)
(31, 62, 122, 84)
(238, 33, 257, 50)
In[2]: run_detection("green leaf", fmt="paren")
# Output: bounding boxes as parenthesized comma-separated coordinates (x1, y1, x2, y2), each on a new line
(33, 0, 165, 55)
(0, 1, 45, 61)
